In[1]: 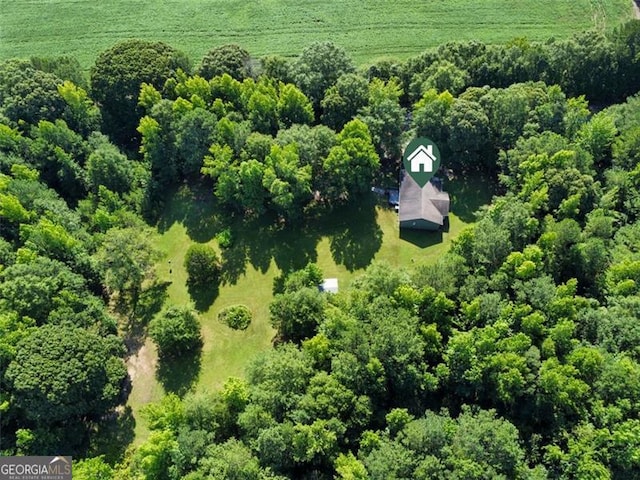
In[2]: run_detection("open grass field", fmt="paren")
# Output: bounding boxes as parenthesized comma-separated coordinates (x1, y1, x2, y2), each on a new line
(125, 176, 493, 442)
(0, 0, 633, 69)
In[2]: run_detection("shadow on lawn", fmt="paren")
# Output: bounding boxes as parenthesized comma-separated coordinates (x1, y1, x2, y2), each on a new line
(157, 183, 229, 243)
(400, 228, 444, 248)
(187, 282, 219, 312)
(159, 186, 384, 283)
(156, 348, 202, 397)
(88, 406, 136, 464)
(124, 281, 170, 356)
(446, 173, 496, 223)
(324, 195, 382, 271)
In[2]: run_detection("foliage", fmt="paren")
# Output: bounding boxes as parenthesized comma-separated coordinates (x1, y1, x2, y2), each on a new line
(292, 41, 355, 108)
(218, 304, 252, 330)
(94, 225, 161, 308)
(198, 44, 252, 80)
(4, 15, 640, 479)
(149, 305, 202, 358)
(90, 39, 190, 146)
(5, 324, 126, 440)
(184, 243, 221, 287)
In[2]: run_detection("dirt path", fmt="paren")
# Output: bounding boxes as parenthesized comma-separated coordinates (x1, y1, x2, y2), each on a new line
(126, 341, 158, 405)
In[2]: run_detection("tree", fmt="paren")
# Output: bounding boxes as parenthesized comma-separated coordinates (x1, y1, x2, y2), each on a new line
(412, 88, 454, 150)
(184, 243, 221, 287)
(73, 456, 114, 480)
(577, 112, 617, 169)
(198, 44, 252, 81)
(276, 124, 336, 180)
(292, 41, 355, 109)
(128, 429, 182, 480)
(30, 55, 86, 88)
(445, 99, 492, 171)
(409, 59, 469, 99)
(261, 55, 293, 83)
(323, 119, 380, 203)
(86, 136, 137, 195)
(94, 226, 160, 308)
(262, 144, 312, 220)
(175, 107, 218, 178)
(321, 73, 369, 130)
(90, 39, 190, 146)
(0, 256, 94, 325)
(269, 287, 326, 344)
(149, 305, 202, 358)
(358, 78, 405, 160)
(5, 324, 126, 425)
(27, 119, 88, 203)
(0, 59, 67, 129)
(277, 83, 314, 128)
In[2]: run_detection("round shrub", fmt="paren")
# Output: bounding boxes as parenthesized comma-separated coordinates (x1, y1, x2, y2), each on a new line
(218, 304, 252, 330)
(149, 305, 202, 357)
(184, 243, 221, 287)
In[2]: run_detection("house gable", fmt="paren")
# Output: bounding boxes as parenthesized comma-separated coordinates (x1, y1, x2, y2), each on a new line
(398, 171, 450, 231)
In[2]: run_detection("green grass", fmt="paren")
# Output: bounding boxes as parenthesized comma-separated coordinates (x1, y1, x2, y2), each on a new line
(0, 0, 633, 69)
(125, 175, 493, 442)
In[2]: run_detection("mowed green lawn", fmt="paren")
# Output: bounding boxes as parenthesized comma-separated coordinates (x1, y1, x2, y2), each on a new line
(126, 176, 492, 442)
(0, 0, 633, 69)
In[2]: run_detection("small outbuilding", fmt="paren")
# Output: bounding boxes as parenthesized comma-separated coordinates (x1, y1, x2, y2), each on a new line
(399, 171, 450, 231)
(319, 278, 339, 294)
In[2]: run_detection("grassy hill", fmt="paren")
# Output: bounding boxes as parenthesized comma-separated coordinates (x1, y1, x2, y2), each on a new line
(126, 176, 492, 442)
(1, 0, 633, 69)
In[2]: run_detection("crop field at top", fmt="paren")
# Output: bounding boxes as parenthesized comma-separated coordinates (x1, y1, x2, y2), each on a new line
(0, 0, 633, 69)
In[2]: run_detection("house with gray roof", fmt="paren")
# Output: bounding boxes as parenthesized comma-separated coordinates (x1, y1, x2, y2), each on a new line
(399, 170, 450, 231)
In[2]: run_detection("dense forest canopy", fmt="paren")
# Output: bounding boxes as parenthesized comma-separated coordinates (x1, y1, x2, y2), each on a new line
(1, 20, 640, 479)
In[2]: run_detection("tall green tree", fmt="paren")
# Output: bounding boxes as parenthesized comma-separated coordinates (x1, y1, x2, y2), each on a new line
(90, 39, 190, 146)
(323, 119, 379, 203)
(93, 225, 160, 309)
(198, 44, 252, 81)
(292, 41, 355, 110)
(149, 305, 202, 358)
(5, 324, 126, 425)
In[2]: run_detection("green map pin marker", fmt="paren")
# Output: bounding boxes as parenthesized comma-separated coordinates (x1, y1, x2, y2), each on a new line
(402, 137, 442, 188)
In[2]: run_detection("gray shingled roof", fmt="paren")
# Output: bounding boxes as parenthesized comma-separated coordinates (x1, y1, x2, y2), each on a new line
(399, 171, 450, 226)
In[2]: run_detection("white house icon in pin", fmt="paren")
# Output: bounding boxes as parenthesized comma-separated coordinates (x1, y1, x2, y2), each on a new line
(408, 144, 436, 173)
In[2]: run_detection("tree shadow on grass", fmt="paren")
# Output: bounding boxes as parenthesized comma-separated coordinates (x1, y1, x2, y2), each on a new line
(187, 282, 219, 312)
(323, 194, 383, 271)
(220, 214, 320, 285)
(125, 280, 170, 355)
(446, 173, 496, 223)
(157, 183, 230, 243)
(160, 187, 384, 285)
(88, 405, 136, 464)
(156, 348, 202, 397)
(400, 228, 444, 248)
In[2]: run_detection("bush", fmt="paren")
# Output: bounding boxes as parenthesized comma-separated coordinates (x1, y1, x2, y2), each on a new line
(216, 228, 233, 249)
(184, 244, 221, 286)
(149, 305, 202, 357)
(218, 304, 252, 330)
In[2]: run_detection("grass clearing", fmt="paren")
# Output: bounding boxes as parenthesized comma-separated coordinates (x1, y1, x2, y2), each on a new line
(125, 175, 493, 442)
(0, 1, 633, 69)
